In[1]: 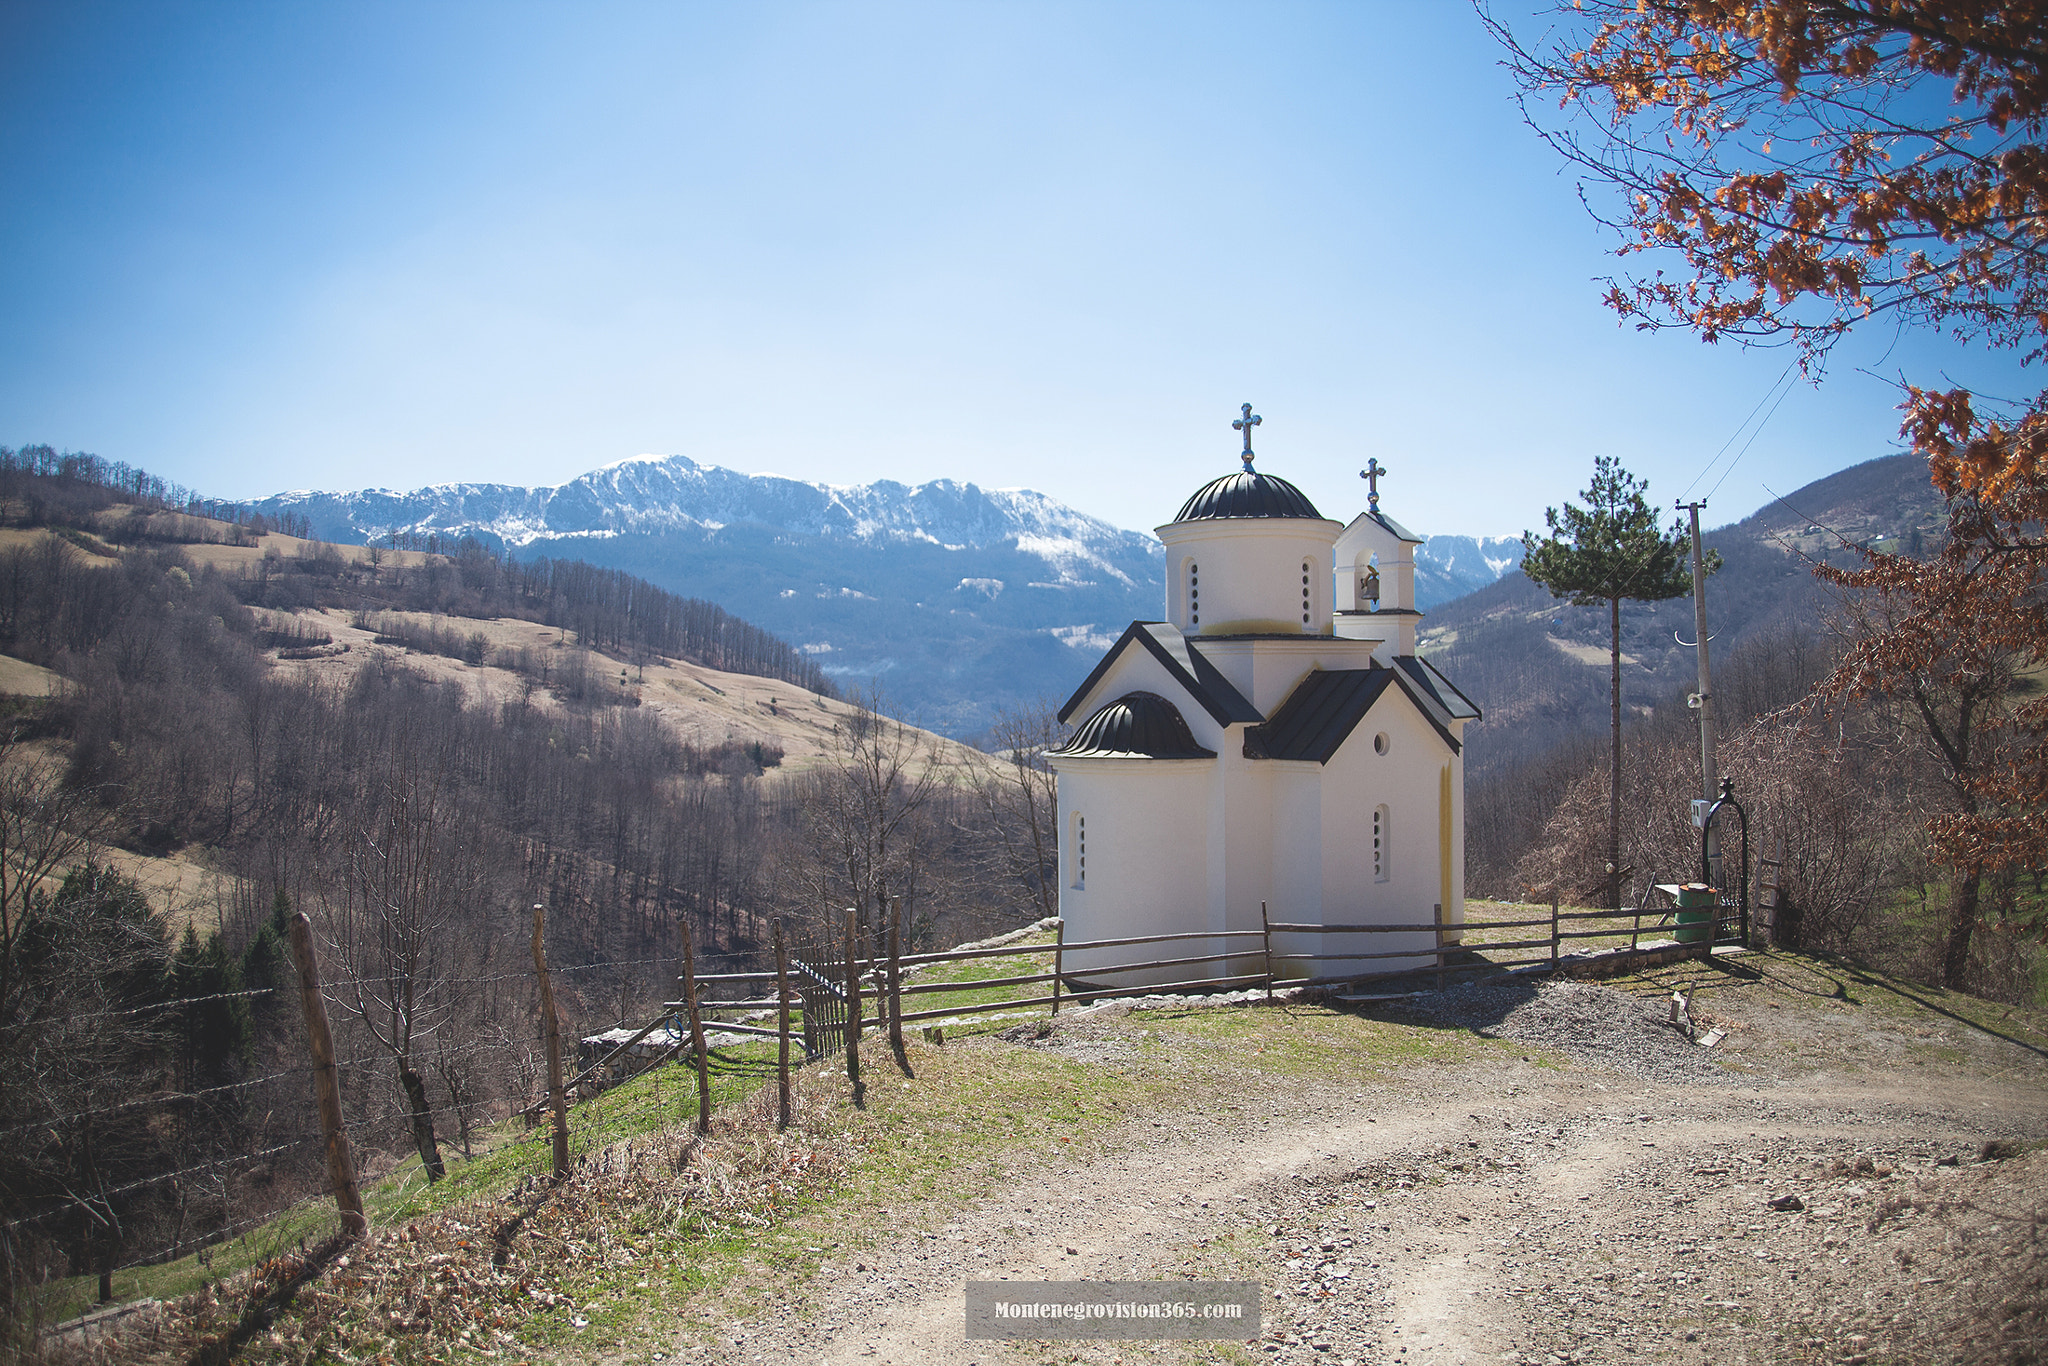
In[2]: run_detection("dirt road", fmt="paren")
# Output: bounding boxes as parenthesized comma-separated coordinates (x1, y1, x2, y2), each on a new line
(684, 973, 2048, 1366)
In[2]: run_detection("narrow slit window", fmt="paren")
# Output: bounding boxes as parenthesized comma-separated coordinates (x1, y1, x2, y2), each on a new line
(1073, 813, 1087, 889)
(1301, 558, 1312, 626)
(1188, 560, 1200, 628)
(1373, 805, 1389, 882)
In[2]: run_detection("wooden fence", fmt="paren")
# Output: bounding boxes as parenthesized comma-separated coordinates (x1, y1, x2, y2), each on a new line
(635, 895, 1734, 1115)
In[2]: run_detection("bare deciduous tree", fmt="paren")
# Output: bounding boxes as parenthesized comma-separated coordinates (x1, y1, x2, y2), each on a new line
(787, 689, 949, 953)
(0, 733, 112, 1021)
(329, 762, 486, 1183)
(973, 702, 1065, 923)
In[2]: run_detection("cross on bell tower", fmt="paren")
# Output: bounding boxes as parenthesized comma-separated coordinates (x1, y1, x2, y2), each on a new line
(1360, 457, 1387, 512)
(1232, 404, 1260, 470)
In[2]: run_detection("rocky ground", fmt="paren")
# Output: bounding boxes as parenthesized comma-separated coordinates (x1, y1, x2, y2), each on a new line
(674, 958, 2048, 1366)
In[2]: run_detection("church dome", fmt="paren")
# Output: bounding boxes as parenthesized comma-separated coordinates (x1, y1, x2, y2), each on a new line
(1173, 469, 1324, 522)
(1054, 692, 1215, 759)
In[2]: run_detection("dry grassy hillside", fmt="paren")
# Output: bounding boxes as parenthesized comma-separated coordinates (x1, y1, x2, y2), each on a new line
(0, 512, 985, 778)
(248, 604, 990, 778)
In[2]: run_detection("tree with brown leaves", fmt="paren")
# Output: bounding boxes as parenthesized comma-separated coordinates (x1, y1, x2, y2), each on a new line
(1491, 1, 2048, 981)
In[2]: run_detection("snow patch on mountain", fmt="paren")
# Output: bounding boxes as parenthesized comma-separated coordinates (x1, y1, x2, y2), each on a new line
(259, 453, 1164, 585)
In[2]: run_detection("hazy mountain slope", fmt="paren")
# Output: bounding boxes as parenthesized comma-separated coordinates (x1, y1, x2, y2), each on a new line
(1420, 452, 1944, 775)
(256, 455, 1521, 737)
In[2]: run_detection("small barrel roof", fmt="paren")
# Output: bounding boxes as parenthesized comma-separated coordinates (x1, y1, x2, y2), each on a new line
(1053, 691, 1215, 759)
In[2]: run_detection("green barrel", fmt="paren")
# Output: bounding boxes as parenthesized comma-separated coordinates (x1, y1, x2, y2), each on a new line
(1674, 883, 1715, 944)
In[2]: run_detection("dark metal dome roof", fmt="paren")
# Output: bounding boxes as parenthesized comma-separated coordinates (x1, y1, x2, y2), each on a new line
(1173, 469, 1324, 522)
(1054, 692, 1215, 759)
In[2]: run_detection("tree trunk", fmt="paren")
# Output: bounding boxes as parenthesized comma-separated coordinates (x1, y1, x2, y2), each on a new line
(399, 1064, 447, 1182)
(1941, 865, 1982, 990)
(1609, 594, 1623, 910)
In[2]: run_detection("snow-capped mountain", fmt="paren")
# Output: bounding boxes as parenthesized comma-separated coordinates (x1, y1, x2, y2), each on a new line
(256, 455, 1517, 738)
(265, 454, 1156, 584)
(1414, 534, 1526, 604)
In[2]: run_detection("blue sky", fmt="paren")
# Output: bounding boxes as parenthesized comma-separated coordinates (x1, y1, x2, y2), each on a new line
(0, 1, 2021, 538)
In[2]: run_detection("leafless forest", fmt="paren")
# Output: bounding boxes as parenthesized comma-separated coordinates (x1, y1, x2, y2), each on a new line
(0, 450, 1061, 1310)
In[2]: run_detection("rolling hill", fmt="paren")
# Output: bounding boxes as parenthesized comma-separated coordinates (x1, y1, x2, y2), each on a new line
(1420, 452, 1946, 775)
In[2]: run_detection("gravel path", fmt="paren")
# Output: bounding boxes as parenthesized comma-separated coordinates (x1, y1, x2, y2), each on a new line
(1383, 978, 1731, 1086)
(672, 978, 2048, 1366)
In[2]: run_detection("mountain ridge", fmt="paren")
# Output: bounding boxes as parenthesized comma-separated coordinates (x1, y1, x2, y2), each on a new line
(254, 453, 1523, 737)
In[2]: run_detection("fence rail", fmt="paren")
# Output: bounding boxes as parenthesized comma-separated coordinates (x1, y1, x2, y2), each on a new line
(30, 889, 1722, 1316)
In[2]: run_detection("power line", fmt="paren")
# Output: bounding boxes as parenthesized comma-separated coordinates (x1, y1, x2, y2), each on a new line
(1680, 361, 1799, 503)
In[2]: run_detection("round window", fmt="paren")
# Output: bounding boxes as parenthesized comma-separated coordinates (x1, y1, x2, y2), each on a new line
(1373, 732, 1390, 756)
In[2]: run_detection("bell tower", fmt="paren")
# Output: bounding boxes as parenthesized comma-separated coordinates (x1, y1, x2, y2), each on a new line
(1333, 459, 1423, 657)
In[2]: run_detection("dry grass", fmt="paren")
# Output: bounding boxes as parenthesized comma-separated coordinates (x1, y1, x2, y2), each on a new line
(95, 1082, 859, 1366)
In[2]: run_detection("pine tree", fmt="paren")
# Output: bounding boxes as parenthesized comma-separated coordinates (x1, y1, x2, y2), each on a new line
(1522, 457, 1712, 907)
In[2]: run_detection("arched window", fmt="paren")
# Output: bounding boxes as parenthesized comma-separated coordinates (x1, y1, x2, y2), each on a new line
(1072, 812, 1087, 889)
(1372, 805, 1389, 882)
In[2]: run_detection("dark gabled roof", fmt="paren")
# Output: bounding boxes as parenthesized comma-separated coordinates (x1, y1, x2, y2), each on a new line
(1243, 663, 1467, 764)
(1357, 509, 1422, 544)
(1057, 622, 1262, 728)
(1395, 656, 1482, 722)
(1243, 669, 1396, 764)
(1051, 692, 1216, 759)
(1173, 469, 1324, 522)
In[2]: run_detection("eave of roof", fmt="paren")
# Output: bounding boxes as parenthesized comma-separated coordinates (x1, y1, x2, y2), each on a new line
(1395, 655, 1482, 721)
(1057, 623, 1262, 729)
(1362, 509, 1422, 543)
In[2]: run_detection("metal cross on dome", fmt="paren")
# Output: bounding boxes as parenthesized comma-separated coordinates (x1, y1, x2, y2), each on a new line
(1360, 457, 1387, 512)
(1233, 403, 1261, 470)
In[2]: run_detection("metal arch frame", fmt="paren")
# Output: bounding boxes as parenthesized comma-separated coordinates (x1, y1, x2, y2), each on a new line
(1698, 778, 1751, 946)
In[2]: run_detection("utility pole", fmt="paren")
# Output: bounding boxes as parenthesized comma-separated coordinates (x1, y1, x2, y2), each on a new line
(1678, 500, 1718, 883)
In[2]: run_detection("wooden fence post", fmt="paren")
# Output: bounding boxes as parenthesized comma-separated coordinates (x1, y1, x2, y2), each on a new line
(680, 919, 711, 1135)
(1260, 901, 1273, 1002)
(1550, 894, 1560, 973)
(531, 903, 570, 1181)
(288, 912, 366, 1237)
(1051, 918, 1065, 1017)
(887, 896, 905, 1053)
(773, 917, 791, 1131)
(844, 908, 862, 1100)
(1433, 902, 1446, 992)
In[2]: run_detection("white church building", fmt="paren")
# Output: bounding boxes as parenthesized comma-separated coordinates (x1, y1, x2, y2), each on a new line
(1048, 408, 1480, 986)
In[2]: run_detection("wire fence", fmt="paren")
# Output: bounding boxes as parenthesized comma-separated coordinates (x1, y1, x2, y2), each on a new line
(7, 891, 1742, 1326)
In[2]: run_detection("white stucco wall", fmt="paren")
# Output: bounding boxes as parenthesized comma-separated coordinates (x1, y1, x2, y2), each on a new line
(1156, 518, 1341, 638)
(1198, 636, 1382, 717)
(1244, 692, 1466, 983)
(1052, 756, 1218, 988)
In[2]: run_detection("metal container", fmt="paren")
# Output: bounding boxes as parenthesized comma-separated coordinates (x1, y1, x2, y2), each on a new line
(1674, 882, 1715, 943)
